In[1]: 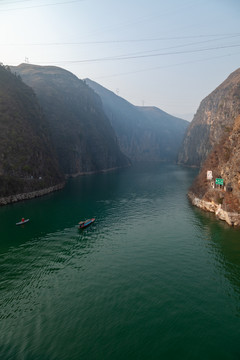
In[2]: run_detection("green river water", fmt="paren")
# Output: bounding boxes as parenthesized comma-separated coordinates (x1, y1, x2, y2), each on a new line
(1, 163, 240, 360)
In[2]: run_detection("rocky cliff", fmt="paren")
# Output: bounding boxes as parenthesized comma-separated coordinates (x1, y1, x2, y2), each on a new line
(0, 64, 63, 199)
(188, 114, 240, 226)
(137, 106, 189, 161)
(12, 64, 130, 176)
(178, 68, 240, 167)
(85, 78, 189, 162)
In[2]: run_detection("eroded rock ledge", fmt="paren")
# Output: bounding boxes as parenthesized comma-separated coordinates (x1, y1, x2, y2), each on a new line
(188, 191, 240, 227)
(0, 182, 65, 206)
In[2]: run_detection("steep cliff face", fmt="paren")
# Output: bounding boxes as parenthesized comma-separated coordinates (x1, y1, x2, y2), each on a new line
(178, 68, 240, 167)
(189, 114, 240, 226)
(0, 65, 63, 198)
(85, 78, 189, 162)
(138, 106, 189, 161)
(12, 64, 130, 175)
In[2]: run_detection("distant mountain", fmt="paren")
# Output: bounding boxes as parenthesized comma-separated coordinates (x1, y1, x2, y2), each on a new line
(0, 64, 63, 198)
(178, 68, 240, 167)
(137, 106, 190, 161)
(85, 79, 189, 162)
(12, 64, 130, 176)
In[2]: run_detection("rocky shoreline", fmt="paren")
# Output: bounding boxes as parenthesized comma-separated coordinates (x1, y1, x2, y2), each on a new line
(188, 191, 240, 227)
(0, 182, 65, 206)
(0, 164, 131, 206)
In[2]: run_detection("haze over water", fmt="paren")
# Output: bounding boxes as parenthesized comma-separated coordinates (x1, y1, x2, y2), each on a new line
(1, 163, 240, 360)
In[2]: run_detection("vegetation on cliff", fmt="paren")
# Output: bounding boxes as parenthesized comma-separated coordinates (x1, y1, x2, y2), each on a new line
(190, 114, 240, 215)
(12, 64, 130, 175)
(0, 64, 63, 197)
(3, 62, 189, 202)
(178, 67, 240, 225)
(178, 68, 240, 167)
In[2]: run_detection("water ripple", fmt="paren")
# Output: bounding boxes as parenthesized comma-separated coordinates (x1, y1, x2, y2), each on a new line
(1, 164, 240, 359)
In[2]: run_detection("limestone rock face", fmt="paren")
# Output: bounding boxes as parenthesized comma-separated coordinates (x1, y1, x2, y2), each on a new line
(189, 115, 240, 226)
(85, 78, 189, 162)
(178, 68, 240, 167)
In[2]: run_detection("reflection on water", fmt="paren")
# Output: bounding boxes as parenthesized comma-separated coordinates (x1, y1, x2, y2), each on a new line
(0, 163, 240, 360)
(193, 208, 240, 306)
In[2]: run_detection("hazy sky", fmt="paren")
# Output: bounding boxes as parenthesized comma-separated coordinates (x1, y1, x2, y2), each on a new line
(0, 0, 239, 120)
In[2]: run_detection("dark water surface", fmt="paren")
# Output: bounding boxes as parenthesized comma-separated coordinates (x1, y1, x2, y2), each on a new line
(1, 163, 240, 360)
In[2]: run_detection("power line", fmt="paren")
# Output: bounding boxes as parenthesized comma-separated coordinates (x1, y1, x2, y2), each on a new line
(89, 35, 240, 60)
(0, 0, 84, 11)
(1, 0, 32, 4)
(38, 43, 240, 65)
(94, 51, 240, 80)
(1, 33, 240, 46)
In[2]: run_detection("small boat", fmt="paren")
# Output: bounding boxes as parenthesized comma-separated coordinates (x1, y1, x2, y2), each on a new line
(78, 218, 95, 229)
(16, 218, 30, 226)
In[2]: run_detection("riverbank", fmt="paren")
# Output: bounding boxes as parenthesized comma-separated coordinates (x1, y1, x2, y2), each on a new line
(0, 182, 65, 206)
(188, 191, 240, 227)
(0, 165, 131, 206)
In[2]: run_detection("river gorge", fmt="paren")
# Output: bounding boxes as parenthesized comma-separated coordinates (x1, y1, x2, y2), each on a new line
(1, 163, 240, 360)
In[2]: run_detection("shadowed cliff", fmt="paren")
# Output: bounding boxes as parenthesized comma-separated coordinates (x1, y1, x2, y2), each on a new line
(85, 78, 189, 162)
(12, 64, 130, 176)
(0, 64, 63, 197)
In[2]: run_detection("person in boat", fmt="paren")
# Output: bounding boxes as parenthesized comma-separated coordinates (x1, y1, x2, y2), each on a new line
(21, 218, 25, 222)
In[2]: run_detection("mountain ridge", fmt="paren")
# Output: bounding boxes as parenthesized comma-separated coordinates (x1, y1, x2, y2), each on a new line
(0, 64, 64, 199)
(12, 64, 130, 176)
(85, 78, 189, 162)
(178, 68, 240, 167)
(184, 68, 240, 226)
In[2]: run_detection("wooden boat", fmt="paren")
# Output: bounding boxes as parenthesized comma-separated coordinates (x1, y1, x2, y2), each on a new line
(16, 218, 30, 226)
(78, 218, 95, 229)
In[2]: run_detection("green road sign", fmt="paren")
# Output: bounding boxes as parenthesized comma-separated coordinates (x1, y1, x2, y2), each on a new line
(215, 178, 224, 185)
